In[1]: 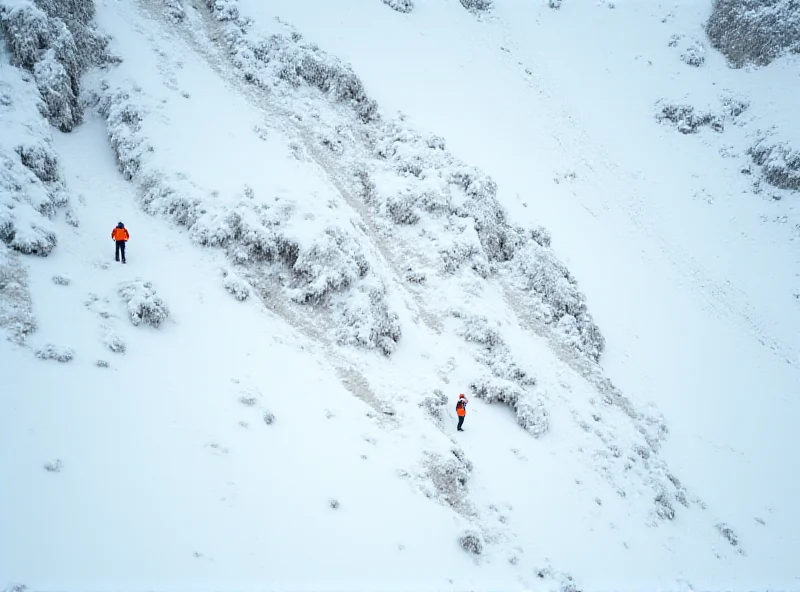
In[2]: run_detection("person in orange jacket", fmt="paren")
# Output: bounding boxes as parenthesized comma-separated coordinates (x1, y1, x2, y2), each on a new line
(456, 393, 468, 432)
(111, 222, 129, 264)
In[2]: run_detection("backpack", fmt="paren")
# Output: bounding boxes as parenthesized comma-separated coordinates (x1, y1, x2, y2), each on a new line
(456, 399, 465, 411)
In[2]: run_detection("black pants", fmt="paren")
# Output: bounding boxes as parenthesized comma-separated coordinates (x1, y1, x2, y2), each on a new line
(457, 416, 465, 431)
(115, 240, 126, 262)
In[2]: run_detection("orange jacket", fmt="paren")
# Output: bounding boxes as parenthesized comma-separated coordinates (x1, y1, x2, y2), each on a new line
(112, 227, 130, 241)
(456, 399, 467, 417)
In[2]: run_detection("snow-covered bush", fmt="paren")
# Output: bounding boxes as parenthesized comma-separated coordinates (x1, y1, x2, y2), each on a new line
(15, 143, 59, 185)
(96, 359, 109, 368)
(424, 450, 472, 513)
(51, 274, 69, 285)
(0, 0, 111, 131)
(458, 530, 484, 555)
(290, 228, 369, 304)
(381, 0, 413, 13)
(335, 279, 401, 355)
(0, 244, 36, 343)
(459, 0, 493, 12)
(419, 388, 448, 421)
(513, 240, 604, 360)
(222, 268, 250, 301)
(655, 102, 724, 134)
(43, 458, 63, 472)
(118, 280, 170, 328)
(470, 375, 550, 437)
(203, 0, 378, 122)
(716, 522, 740, 547)
(263, 411, 275, 425)
(706, 0, 800, 68)
(681, 39, 706, 67)
(747, 137, 800, 191)
(1, 66, 65, 256)
(549, 0, 562, 9)
(104, 332, 126, 353)
(454, 312, 503, 349)
(35, 343, 74, 362)
(64, 208, 79, 227)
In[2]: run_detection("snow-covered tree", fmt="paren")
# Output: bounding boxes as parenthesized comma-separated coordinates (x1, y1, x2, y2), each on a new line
(706, 0, 800, 68)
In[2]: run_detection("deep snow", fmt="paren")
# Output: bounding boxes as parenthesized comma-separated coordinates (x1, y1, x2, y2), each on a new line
(1, 0, 799, 590)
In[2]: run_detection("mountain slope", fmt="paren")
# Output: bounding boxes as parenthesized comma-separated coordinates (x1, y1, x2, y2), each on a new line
(1, 0, 798, 590)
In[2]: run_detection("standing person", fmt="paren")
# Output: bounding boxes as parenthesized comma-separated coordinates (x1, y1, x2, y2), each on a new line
(456, 393, 468, 432)
(111, 222, 129, 264)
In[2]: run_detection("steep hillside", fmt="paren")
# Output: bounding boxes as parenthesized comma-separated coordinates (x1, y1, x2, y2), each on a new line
(1, 0, 798, 590)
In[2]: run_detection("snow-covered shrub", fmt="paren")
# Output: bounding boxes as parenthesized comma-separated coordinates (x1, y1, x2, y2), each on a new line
(386, 190, 421, 225)
(549, 0, 563, 8)
(329, 498, 340, 509)
(35, 343, 74, 362)
(716, 522, 739, 547)
(470, 375, 549, 437)
(459, 0, 493, 11)
(1, 67, 65, 256)
(290, 228, 369, 304)
(104, 332, 126, 353)
(440, 240, 489, 278)
(516, 397, 549, 437)
(381, 0, 413, 13)
(163, 0, 186, 22)
(424, 451, 472, 513)
(458, 530, 484, 555)
(222, 268, 250, 301)
(0, 0, 110, 131)
(747, 137, 800, 191)
(203, 2, 379, 122)
(680, 39, 706, 67)
(0, 244, 36, 343)
(706, 0, 800, 68)
(655, 102, 723, 134)
(239, 395, 257, 406)
(15, 143, 59, 184)
(51, 274, 69, 285)
(96, 359, 109, 368)
(454, 312, 503, 349)
(335, 279, 401, 355)
(64, 208, 79, 227)
(654, 491, 676, 520)
(419, 388, 448, 421)
(720, 93, 750, 118)
(535, 567, 581, 592)
(263, 411, 275, 425)
(43, 458, 63, 472)
(118, 280, 170, 328)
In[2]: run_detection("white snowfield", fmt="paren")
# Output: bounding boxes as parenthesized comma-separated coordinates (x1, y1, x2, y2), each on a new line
(1, 0, 798, 590)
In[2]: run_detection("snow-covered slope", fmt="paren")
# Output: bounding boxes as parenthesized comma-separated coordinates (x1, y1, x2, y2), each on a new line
(1, 0, 798, 590)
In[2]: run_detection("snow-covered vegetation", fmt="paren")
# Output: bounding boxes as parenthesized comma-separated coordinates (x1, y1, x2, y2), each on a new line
(706, 0, 800, 68)
(0, 61, 64, 256)
(2, 0, 798, 588)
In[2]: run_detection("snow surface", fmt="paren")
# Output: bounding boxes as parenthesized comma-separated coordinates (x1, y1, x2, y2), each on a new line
(1, 0, 799, 590)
